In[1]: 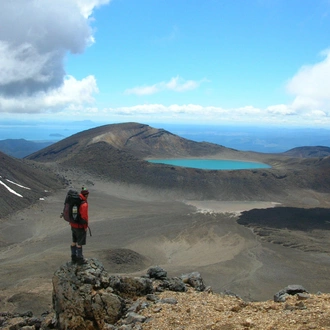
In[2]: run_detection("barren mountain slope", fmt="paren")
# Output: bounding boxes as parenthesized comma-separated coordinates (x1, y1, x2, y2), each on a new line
(0, 151, 64, 217)
(26, 122, 241, 161)
(283, 145, 330, 158)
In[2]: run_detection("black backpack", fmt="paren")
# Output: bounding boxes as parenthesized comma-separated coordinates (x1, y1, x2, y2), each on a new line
(61, 189, 87, 225)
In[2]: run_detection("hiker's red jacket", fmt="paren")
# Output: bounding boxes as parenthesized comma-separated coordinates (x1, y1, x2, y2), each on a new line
(70, 193, 88, 229)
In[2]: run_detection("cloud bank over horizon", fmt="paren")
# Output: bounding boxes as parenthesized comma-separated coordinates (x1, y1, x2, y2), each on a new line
(0, 1, 330, 127)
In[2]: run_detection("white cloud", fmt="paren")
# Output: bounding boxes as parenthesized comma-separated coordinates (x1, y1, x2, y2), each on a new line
(0, 75, 98, 113)
(0, 0, 108, 113)
(266, 104, 296, 115)
(104, 104, 243, 120)
(95, 102, 330, 127)
(124, 85, 160, 96)
(309, 109, 327, 117)
(235, 106, 262, 115)
(286, 49, 330, 112)
(43, 75, 99, 107)
(74, 0, 111, 18)
(124, 76, 206, 96)
(165, 76, 200, 92)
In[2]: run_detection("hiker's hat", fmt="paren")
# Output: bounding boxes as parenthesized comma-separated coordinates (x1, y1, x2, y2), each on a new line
(81, 187, 89, 196)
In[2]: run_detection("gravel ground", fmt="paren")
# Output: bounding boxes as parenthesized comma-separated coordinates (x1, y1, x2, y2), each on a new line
(140, 288, 330, 330)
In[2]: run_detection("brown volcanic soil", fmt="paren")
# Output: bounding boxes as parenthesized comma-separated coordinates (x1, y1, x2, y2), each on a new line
(139, 289, 330, 330)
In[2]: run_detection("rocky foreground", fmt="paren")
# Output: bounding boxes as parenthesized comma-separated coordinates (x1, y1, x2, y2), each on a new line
(1, 259, 330, 329)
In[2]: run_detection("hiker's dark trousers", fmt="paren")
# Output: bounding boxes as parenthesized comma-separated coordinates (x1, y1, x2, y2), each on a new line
(71, 227, 87, 246)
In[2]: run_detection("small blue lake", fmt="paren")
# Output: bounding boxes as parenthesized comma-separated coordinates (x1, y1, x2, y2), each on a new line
(148, 159, 271, 170)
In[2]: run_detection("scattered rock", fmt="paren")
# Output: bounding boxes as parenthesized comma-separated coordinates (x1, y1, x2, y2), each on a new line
(147, 266, 167, 279)
(0, 312, 44, 330)
(160, 277, 186, 292)
(160, 298, 178, 305)
(109, 275, 153, 298)
(297, 292, 310, 300)
(152, 307, 162, 313)
(181, 271, 206, 291)
(146, 294, 159, 302)
(122, 312, 146, 324)
(274, 284, 308, 302)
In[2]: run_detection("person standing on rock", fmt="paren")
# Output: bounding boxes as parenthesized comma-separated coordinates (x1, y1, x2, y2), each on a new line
(70, 187, 89, 265)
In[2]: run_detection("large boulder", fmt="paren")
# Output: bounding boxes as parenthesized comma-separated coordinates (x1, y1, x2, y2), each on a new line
(51, 261, 209, 329)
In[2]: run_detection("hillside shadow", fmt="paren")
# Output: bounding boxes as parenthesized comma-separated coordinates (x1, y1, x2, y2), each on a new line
(237, 207, 330, 231)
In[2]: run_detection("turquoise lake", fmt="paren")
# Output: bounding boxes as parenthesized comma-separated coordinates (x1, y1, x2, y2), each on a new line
(148, 159, 271, 170)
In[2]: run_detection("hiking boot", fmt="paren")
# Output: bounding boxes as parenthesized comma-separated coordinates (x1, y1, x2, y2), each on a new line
(71, 245, 78, 264)
(76, 246, 87, 265)
(76, 257, 88, 265)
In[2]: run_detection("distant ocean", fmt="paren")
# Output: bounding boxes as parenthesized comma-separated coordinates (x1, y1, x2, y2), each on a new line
(160, 124, 330, 153)
(0, 121, 329, 153)
(0, 121, 97, 142)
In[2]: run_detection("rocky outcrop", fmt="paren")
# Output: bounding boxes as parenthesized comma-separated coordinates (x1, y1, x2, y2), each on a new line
(52, 258, 125, 329)
(0, 259, 319, 330)
(51, 260, 208, 330)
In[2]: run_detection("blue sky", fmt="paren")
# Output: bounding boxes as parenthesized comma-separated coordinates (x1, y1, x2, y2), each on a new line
(1, 0, 330, 127)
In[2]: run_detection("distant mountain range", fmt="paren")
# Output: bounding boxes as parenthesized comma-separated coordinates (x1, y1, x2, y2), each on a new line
(0, 139, 54, 158)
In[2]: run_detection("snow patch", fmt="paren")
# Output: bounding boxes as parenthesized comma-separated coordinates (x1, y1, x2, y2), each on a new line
(5, 179, 31, 190)
(0, 176, 31, 198)
(0, 180, 23, 197)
